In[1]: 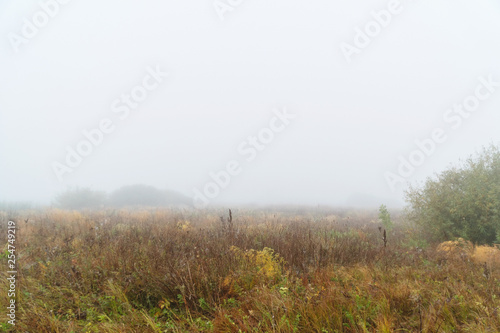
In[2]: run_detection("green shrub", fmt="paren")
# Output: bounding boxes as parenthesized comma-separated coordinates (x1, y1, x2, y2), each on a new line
(405, 144, 500, 244)
(378, 204, 393, 231)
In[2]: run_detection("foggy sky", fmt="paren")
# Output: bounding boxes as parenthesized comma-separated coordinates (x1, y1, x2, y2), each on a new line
(1, 0, 500, 208)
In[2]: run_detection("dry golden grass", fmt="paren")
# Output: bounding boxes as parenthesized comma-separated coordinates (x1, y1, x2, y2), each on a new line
(436, 238, 500, 269)
(436, 238, 474, 260)
(472, 245, 500, 267)
(1, 208, 500, 332)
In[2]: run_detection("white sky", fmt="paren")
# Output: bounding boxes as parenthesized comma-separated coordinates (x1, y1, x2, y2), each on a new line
(1, 0, 500, 207)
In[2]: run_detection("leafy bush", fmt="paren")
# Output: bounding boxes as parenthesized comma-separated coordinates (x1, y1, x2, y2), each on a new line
(225, 246, 285, 290)
(378, 204, 393, 231)
(405, 145, 500, 244)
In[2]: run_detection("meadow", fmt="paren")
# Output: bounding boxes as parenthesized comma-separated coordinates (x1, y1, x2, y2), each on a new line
(1, 207, 500, 332)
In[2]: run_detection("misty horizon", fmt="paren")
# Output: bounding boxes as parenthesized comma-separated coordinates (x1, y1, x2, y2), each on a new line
(1, 0, 500, 209)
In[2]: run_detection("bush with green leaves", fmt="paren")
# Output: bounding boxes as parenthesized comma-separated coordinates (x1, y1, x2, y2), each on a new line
(378, 204, 393, 231)
(405, 145, 500, 244)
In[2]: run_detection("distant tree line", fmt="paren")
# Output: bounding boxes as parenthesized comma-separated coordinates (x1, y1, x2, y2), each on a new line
(54, 184, 191, 209)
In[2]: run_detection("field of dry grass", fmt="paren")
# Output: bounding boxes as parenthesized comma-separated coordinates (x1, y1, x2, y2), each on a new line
(1, 208, 500, 332)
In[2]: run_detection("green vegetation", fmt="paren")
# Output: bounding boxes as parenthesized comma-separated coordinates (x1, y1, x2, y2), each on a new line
(1, 208, 500, 332)
(3, 144, 500, 332)
(378, 205, 393, 231)
(405, 144, 500, 244)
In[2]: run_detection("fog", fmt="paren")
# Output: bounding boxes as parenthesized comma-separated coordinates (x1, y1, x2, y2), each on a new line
(1, 0, 500, 208)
